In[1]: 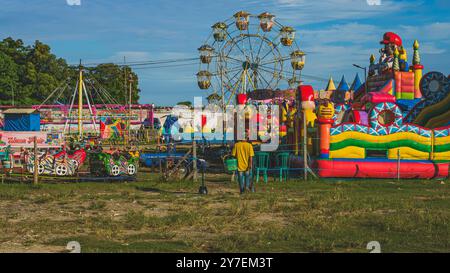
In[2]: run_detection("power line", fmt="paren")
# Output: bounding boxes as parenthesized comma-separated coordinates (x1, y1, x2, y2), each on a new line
(69, 56, 330, 84)
(71, 57, 199, 67)
(131, 62, 199, 70)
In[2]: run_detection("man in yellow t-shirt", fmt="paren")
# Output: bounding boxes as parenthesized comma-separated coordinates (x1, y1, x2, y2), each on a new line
(232, 140, 255, 193)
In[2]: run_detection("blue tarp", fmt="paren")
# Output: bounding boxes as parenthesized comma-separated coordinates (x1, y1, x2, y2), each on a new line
(4, 113, 40, 131)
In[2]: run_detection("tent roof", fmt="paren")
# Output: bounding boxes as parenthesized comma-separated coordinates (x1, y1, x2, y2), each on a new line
(3, 108, 39, 114)
(337, 76, 350, 91)
(350, 73, 362, 91)
(325, 77, 336, 91)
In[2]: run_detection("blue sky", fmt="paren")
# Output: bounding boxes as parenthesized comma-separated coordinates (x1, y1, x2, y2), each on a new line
(0, 0, 449, 105)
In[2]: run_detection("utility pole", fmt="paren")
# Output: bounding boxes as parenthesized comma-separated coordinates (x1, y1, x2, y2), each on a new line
(33, 136, 38, 185)
(124, 56, 127, 105)
(128, 73, 134, 143)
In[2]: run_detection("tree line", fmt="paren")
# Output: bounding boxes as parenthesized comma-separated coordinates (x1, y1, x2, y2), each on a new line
(0, 37, 140, 106)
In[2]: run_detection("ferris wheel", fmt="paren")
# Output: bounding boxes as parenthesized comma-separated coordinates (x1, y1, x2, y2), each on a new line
(196, 11, 306, 106)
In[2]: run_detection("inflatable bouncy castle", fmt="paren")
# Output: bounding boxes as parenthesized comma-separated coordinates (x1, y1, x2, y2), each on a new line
(315, 32, 450, 179)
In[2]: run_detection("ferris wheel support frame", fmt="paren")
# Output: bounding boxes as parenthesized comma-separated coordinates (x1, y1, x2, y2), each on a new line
(197, 12, 305, 108)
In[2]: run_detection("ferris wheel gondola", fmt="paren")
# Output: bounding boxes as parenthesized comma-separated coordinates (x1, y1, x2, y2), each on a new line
(196, 11, 306, 106)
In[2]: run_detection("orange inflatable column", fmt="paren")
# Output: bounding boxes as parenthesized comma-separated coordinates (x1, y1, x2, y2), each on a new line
(318, 119, 333, 158)
(317, 102, 335, 158)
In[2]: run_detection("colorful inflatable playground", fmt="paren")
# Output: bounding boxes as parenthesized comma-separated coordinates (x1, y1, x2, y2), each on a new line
(315, 33, 450, 179)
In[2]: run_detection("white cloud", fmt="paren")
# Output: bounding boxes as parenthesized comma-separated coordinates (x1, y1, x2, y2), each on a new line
(267, 0, 413, 25)
(300, 23, 380, 46)
(398, 22, 450, 42)
(419, 43, 446, 55)
(301, 43, 373, 88)
(391, 23, 450, 55)
(66, 0, 81, 6)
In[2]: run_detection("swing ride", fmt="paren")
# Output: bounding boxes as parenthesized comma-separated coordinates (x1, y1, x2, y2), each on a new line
(0, 63, 143, 178)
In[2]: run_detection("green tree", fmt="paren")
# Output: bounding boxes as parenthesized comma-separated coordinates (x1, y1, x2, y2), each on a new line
(0, 51, 19, 104)
(0, 37, 141, 106)
(177, 101, 192, 107)
(87, 64, 140, 105)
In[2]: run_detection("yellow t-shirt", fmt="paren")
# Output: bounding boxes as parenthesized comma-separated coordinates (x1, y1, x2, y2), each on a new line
(232, 141, 255, 172)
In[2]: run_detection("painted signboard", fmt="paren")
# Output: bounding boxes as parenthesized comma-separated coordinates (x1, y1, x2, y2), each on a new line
(0, 131, 64, 148)
(100, 117, 128, 140)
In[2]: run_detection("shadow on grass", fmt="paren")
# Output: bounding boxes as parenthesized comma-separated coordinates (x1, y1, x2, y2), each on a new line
(134, 186, 198, 195)
(48, 235, 192, 253)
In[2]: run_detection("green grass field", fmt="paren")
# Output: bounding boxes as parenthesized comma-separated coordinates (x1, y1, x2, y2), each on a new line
(0, 172, 448, 253)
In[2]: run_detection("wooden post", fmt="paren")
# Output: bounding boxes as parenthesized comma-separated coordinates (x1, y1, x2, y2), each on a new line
(33, 136, 38, 185)
(397, 149, 400, 181)
(303, 111, 307, 181)
(157, 130, 160, 149)
(294, 114, 299, 156)
(192, 139, 197, 182)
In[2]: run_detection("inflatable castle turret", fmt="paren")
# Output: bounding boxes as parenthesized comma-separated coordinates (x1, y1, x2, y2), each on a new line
(412, 40, 423, 99)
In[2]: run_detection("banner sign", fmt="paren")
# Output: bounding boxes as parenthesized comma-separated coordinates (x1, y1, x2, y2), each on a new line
(0, 131, 64, 148)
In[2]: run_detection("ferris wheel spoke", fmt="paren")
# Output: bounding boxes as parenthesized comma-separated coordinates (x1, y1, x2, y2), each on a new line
(255, 70, 272, 89)
(224, 55, 246, 64)
(224, 59, 243, 69)
(221, 69, 243, 79)
(255, 32, 268, 59)
(225, 69, 244, 87)
(258, 66, 282, 88)
(260, 56, 290, 67)
(258, 63, 282, 73)
(262, 69, 285, 83)
(259, 42, 280, 64)
(226, 34, 248, 59)
(218, 66, 242, 75)
(226, 73, 244, 96)
(223, 63, 244, 74)
(256, 66, 277, 89)
(246, 29, 255, 62)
